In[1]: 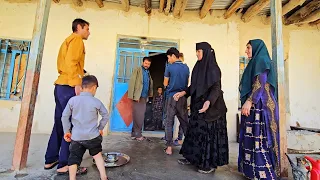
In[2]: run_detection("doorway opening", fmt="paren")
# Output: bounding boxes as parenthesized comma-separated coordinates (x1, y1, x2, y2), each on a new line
(110, 36, 178, 133)
(143, 53, 167, 132)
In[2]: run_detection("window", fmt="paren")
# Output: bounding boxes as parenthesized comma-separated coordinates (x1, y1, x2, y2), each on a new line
(0, 39, 31, 100)
(116, 37, 177, 84)
(117, 50, 146, 83)
(238, 56, 249, 108)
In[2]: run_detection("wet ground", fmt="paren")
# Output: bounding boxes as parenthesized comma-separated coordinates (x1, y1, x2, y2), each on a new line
(0, 132, 299, 180)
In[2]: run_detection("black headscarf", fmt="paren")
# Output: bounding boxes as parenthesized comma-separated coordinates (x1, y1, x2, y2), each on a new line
(190, 42, 221, 98)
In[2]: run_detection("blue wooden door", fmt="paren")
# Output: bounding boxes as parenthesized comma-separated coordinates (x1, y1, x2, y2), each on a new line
(110, 48, 147, 132)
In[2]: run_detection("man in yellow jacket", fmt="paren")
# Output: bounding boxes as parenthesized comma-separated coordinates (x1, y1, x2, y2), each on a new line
(44, 18, 90, 175)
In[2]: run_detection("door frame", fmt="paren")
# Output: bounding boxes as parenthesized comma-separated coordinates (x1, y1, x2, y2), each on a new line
(110, 38, 178, 133)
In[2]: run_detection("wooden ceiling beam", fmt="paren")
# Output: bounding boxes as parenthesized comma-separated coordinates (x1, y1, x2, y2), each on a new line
(173, 0, 188, 18)
(159, 0, 165, 12)
(282, 0, 307, 15)
(145, 0, 152, 14)
(309, 18, 320, 26)
(120, 0, 130, 12)
(95, 0, 104, 8)
(285, 0, 320, 25)
(200, 0, 215, 19)
(295, 9, 320, 24)
(73, 0, 83, 6)
(265, 0, 307, 24)
(224, 0, 245, 19)
(241, 0, 270, 23)
(179, 0, 188, 17)
(173, 0, 183, 17)
(164, 0, 171, 15)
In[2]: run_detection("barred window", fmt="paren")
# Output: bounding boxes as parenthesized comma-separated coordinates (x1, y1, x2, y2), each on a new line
(0, 39, 31, 100)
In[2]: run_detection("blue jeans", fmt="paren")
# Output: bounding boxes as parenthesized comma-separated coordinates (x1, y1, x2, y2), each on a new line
(45, 85, 75, 169)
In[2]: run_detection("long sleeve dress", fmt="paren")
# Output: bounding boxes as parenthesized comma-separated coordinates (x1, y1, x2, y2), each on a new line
(180, 81, 229, 171)
(238, 71, 280, 180)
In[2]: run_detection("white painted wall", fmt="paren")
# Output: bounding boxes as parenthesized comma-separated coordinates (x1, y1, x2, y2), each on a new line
(288, 30, 320, 128)
(0, 0, 319, 142)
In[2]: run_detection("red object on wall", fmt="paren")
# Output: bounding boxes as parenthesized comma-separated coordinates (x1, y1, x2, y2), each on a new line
(116, 92, 133, 127)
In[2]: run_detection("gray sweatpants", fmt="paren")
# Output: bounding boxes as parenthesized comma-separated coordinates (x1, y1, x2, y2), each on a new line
(165, 96, 188, 146)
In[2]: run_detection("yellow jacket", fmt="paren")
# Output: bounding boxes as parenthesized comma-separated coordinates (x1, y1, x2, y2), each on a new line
(54, 33, 85, 87)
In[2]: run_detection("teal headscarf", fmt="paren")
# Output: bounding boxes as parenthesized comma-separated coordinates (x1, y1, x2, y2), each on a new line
(239, 39, 277, 105)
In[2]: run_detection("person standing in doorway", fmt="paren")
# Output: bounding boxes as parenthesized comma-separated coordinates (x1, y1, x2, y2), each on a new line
(153, 86, 164, 130)
(163, 48, 189, 155)
(44, 18, 90, 175)
(128, 57, 153, 141)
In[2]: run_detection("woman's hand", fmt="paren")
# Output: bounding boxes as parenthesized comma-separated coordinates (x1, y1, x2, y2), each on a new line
(199, 101, 210, 113)
(173, 91, 186, 101)
(241, 100, 253, 117)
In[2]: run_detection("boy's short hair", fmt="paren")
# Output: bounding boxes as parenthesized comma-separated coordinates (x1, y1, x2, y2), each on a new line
(157, 86, 163, 90)
(166, 47, 180, 58)
(82, 75, 99, 88)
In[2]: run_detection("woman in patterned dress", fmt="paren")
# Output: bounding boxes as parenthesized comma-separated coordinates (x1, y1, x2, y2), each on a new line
(238, 39, 280, 180)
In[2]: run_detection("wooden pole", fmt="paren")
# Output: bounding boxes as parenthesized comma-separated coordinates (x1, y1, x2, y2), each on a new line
(11, 0, 51, 171)
(270, 0, 288, 178)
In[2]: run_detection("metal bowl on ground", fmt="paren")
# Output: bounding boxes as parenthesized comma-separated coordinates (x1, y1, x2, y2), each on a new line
(93, 152, 130, 168)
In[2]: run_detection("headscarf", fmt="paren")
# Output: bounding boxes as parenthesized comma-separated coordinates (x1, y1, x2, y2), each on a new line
(239, 39, 277, 105)
(190, 42, 221, 98)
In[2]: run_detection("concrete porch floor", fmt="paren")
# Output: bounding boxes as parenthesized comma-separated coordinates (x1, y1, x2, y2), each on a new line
(0, 132, 292, 180)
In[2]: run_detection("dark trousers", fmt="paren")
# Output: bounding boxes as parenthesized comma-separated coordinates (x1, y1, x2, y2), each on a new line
(131, 98, 146, 138)
(177, 125, 183, 140)
(68, 135, 102, 166)
(163, 124, 183, 140)
(165, 96, 188, 146)
(45, 85, 75, 168)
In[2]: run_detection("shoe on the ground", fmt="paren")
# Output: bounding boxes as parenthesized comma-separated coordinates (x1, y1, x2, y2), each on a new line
(177, 159, 191, 165)
(198, 168, 216, 174)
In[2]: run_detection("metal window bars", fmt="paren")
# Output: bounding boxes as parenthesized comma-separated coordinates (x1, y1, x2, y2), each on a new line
(0, 39, 31, 100)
